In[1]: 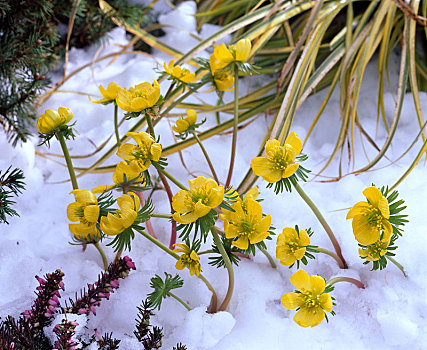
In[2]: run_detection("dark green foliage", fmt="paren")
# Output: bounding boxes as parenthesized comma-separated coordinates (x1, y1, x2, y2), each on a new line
(0, 166, 25, 224)
(0, 0, 153, 145)
(0, 0, 58, 145)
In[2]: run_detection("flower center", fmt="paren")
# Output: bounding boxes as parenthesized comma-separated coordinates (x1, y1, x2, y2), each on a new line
(286, 241, 300, 253)
(131, 146, 150, 160)
(303, 293, 321, 309)
(365, 206, 383, 229)
(132, 89, 149, 98)
(268, 146, 295, 171)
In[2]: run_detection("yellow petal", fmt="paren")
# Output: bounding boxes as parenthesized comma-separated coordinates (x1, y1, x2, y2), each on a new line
(381, 219, 393, 242)
(232, 236, 249, 249)
(290, 270, 310, 292)
(346, 202, 370, 219)
(71, 189, 97, 204)
(190, 250, 200, 261)
(281, 292, 303, 309)
(251, 157, 282, 183)
(319, 293, 332, 312)
(172, 190, 193, 213)
(116, 143, 137, 161)
(352, 215, 380, 245)
(363, 186, 383, 208)
(235, 38, 251, 61)
(83, 204, 100, 223)
(92, 184, 115, 193)
(284, 132, 303, 155)
(378, 196, 390, 219)
(299, 229, 310, 246)
(293, 247, 306, 260)
(246, 199, 263, 221)
(282, 163, 299, 178)
(175, 259, 186, 270)
(309, 275, 326, 296)
(244, 186, 259, 201)
(150, 143, 162, 162)
(294, 306, 325, 327)
(186, 109, 197, 125)
(279, 254, 297, 266)
(67, 202, 83, 222)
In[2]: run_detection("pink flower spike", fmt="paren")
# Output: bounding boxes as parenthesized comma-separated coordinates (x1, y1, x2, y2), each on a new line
(59, 281, 65, 290)
(126, 261, 136, 269)
(110, 279, 119, 288)
(77, 308, 87, 314)
(36, 276, 46, 284)
(70, 321, 79, 326)
(48, 305, 56, 312)
(48, 299, 58, 306)
(90, 306, 97, 315)
(44, 312, 52, 318)
(54, 290, 61, 297)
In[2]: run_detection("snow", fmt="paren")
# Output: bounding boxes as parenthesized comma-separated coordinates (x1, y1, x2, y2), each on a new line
(1, 1, 427, 349)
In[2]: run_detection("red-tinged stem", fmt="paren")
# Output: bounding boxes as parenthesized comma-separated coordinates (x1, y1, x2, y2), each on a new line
(135, 191, 157, 239)
(326, 277, 365, 289)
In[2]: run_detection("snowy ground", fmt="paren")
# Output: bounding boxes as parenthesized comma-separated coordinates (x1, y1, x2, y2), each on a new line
(1, 2, 427, 349)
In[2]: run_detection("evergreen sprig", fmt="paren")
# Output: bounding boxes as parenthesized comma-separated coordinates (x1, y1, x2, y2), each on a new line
(0, 166, 25, 224)
(147, 273, 184, 310)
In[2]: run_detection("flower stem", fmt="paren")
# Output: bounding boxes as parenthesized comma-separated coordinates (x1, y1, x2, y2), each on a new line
(56, 132, 108, 269)
(192, 131, 219, 183)
(291, 179, 347, 269)
(312, 247, 344, 268)
(146, 112, 156, 138)
(151, 213, 173, 219)
(210, 227, 234, 311)
(326, 277, 365, 289)
(153, 163, 188, 191)
(257, 246, 277, 268)
(225, 67, 239, 188)
(114, 104, 120, 147)
(94, 242, 109, 270)
(386, 256, 408, 277)
(198, 249, 215, 255)
(168, 291, 191, 311)
(135, 227, 218, 312)
(56, 132, 78, 190)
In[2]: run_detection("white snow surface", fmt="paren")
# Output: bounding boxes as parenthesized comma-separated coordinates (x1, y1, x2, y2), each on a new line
(1, 2, 427, 349)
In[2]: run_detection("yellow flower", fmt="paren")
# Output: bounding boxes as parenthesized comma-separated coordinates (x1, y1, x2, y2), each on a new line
(346, 186, 393, 245)
(37, 107, 73, 134)
(209, 54, 234, 91)
(219, 187, 271, 249)
(276, 227, 310, 266)
(116, 132, 162, 172)
(173, 243, 201, 276)
(67, 189, 100, 239)
(359, 239, 390, 261)
(281, 270, 333, 328)
(164, 60, 195, 83)
(172, 109, 197, 133)
(172, 176, 224, 224)
(116, 80, 160, 113)
(251, 132, 303, 183)
(89, 82, 121, 104)
(100, 192, 140, 236)
(92, 161, 145, 193)
(213, 39, 251, 70)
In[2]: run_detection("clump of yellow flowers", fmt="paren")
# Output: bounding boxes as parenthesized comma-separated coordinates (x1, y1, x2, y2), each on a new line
(251, 132, 303, 184)
(172, 176, 224, 225)
(276, 227, 311, 267)
(219, 187, 272, 250)
(211, 39, 252, 70)
(37, 107, 73, 135)
(172, 109, 198, 134)
(89, 82, 121, 105)
(67, 190, 100, 241)
(347, 185, 407, 273)
(281, 270, 334, 327)
(100, 192, 140, 236)
(164, 60, 195, 84)
(173, 243, 201, 276)
(116, 80, 161, 114)
(117, 132, 162, 173)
